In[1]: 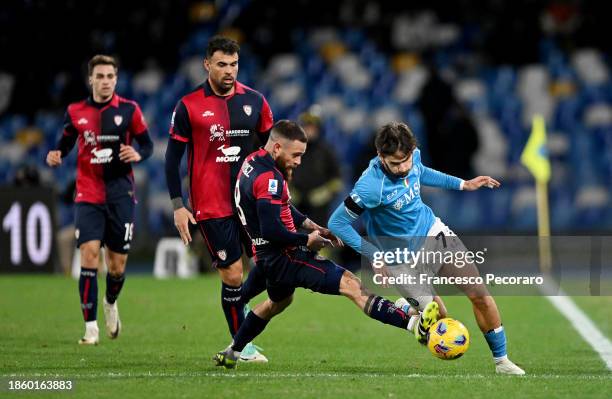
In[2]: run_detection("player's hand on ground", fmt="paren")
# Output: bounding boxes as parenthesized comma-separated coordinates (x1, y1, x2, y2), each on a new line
(306, 230, 332, 251)
(119, 144, 142, 163)
(174, 207, 196, 245)
(463, 176, 500, 191)
(46, 150, 62, 167)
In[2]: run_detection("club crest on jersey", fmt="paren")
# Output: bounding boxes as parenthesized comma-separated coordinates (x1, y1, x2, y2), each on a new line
(268, 179, 278, 194)
(209, 124, 225, 141)
(114, 115, 123, 126)
(243, 105, 252, 116)
(217, 250, 227, 261)
(84, 130, 97, 146)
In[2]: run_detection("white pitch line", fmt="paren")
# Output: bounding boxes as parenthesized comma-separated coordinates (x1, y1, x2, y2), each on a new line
(1, 372, 611, 380)
(545, 292, 612, 371)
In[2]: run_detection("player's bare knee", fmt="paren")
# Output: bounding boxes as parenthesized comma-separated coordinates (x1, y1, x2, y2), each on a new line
(270, 296, 292, 316)
(80, 244, 100, 266)
(470, 295, 494, 310)
(219, 260, 243, 286)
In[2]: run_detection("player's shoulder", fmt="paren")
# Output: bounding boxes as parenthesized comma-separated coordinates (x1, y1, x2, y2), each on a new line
(66, 98, 89, 114)
(413, 147, 422, 164)
(115, 94, 142, 109)
(236, 81, 267, 102)
(352, 157, 385, 207)
(179, 83, 206, 103)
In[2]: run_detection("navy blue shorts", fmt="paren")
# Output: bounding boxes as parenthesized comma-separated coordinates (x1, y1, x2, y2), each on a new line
(257, 248, 347, 302)
(198, 215, 253, 268)
(75, 200, 135, 254)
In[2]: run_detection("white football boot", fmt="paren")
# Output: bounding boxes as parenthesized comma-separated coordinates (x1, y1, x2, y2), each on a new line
(103, 296, 121, 339)
(239, 342, 268, 363)
(78, 321, 99, 345)
(495, 358, 525, 375)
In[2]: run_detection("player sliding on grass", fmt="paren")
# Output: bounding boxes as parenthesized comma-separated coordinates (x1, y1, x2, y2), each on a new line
(214, 120, 421, 369)
(328, 122, 525, 375)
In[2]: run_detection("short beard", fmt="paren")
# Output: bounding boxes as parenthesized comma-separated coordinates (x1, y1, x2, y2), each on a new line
(276, 161, 293, 182)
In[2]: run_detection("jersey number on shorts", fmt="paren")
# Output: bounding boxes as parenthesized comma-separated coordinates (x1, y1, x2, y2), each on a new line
(124, 223, 134, 242)
(435, 231, 447, 248)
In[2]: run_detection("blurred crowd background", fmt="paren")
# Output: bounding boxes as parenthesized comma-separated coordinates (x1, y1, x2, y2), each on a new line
(1, 0, 611, 266)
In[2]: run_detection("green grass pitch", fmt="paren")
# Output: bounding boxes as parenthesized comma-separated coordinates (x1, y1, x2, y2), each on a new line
(1, 275, 611, 398)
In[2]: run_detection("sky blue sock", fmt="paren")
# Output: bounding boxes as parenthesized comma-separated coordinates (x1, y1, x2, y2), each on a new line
(484, 325, 507, 361)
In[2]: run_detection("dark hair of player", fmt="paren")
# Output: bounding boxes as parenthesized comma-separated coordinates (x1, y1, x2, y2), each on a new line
(374, 122, 418, 156)
(87, 55, 118, 76)
(271, 120, 308, 143)
(206, 36, 240, 59)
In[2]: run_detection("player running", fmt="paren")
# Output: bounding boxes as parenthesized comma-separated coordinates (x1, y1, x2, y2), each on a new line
(328, 122, 525, 375)
(165, 36, 273, 362)
(213, 120, 422, 369)
(46, 55, 153, 345)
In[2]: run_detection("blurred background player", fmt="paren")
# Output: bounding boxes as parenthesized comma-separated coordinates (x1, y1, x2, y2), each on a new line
(290, 105, 343, 226)
(46, 55, 154, 345)
(215, 120, 420, 369)
(164, 36, 273, 362)
(328, 122, 524, 375)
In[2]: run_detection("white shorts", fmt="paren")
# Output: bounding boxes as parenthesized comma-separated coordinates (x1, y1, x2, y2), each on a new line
(385, 218, 469, 311)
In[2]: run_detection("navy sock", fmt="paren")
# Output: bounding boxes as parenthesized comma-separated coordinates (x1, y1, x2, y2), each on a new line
(79, 268, 98, 322)
(105, 272, 125, 304)
(231, 312, 269, 352)
(221, 282, 245, 337)
(365, 295, 408, 329)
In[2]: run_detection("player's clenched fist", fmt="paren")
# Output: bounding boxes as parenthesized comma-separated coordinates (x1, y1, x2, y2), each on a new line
(46, 150, 62, 167)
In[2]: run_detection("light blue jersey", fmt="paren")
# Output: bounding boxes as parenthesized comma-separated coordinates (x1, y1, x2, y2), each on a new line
(329, 148, 463, 258)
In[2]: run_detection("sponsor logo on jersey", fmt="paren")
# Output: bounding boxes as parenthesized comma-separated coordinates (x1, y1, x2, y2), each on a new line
(386, 189, 398, 201)
(77, 118, 88, 125)
(84, 130, 97, 146)
(114, 115, 123, 126)
(216, 144, 241, 162)
(268, 179, 278, 194)
(391, 182, 421, 211)
(202, 110, 214, 117)
(90, 148, 113, 164)
(393, 197, 405, 210)
(227, 129, 250, 137)
(209, 124, 225, 141)
(97, 135, 120, 142)
(243, 105, 252, 116)
(252, 237, 269, 246)
(217, 250, 227, 261)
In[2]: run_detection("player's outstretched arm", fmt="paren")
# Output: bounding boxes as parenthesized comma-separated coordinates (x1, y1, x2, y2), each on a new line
(462, 176, 501, 191)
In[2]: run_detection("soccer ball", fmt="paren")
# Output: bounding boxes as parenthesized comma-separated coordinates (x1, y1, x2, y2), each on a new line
(427, 318, 470, 360)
